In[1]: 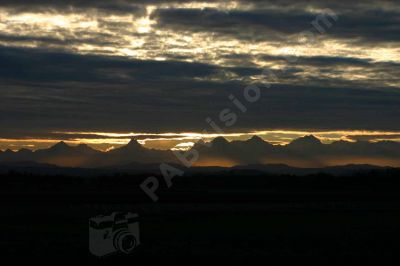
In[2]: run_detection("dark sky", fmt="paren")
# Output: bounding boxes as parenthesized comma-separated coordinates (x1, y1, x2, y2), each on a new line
(0, 0, 399, 150)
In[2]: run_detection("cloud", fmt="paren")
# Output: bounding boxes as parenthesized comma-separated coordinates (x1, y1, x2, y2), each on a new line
(0, 46, 221, 83)
(1, 1, 399, 67)
(0, 45, 399, 141)
(153, 5, 400, 43)
(0, 0, 145, 15)
(0, 1, 399, 144)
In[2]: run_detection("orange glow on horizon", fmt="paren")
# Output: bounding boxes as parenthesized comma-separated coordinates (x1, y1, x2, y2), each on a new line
(1, 129, 400, 152)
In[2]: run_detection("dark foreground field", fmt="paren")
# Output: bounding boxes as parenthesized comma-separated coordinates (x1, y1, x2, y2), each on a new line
(2, 169, 400, 265)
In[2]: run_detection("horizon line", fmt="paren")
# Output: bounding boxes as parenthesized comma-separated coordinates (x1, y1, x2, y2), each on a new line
(1, 133, 400, 153)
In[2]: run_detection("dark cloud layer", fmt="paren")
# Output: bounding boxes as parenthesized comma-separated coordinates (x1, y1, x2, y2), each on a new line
(154, 6, 400, 43)
(0, 46, 399, 139)
(0, 46, 221, 83)
(0, 0, 145, 15)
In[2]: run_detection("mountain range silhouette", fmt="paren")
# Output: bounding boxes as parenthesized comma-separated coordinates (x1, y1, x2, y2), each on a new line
(1, 135, 400, 168)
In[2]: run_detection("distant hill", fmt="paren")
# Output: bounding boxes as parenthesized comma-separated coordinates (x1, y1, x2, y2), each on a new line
(0, 160, 395, 177)
(1, 135, 400, 168)
(190, 135, 400, 168)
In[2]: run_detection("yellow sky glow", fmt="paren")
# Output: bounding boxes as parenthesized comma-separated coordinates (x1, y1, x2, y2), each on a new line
(1, 129, 400, 152)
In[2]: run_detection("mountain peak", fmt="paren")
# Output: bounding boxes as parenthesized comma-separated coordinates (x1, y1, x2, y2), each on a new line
(109, 138, 144, 154)
(47, 141, 73, 153)
(4, 149, 15, 154)
(332, 139, 352, 145)
(127, 138, 142, 147)
(290, 135, 322, 146)
(211, 137, 229, 146)
(77, 143, 96, 149)
(53, 141, 70, 148)
(192, 139, 208, 149)
(247, 135, 265, 143)
(75, 144, 98, 153)
(195, 139, 207, 145)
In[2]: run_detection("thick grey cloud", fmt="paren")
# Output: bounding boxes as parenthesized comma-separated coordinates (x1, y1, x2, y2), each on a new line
(0, 0, 145, 15)
(0, 46, 222, 83)
(154, 6, 400, 43)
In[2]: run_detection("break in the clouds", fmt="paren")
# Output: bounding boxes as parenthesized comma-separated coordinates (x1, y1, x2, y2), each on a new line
(0, 0, 399, 150)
